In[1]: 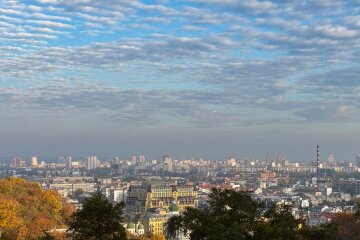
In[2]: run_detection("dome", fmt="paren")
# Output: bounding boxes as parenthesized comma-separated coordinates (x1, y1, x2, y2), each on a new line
(138, 224, 144, 230)
(169, 203, 180, 212)
(127, 223, 135, 229)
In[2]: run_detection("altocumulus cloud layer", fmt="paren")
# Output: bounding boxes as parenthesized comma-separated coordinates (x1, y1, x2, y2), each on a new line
(1, 0, 360, 160)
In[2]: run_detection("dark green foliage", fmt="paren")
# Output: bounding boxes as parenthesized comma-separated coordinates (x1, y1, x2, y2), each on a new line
(67, 192, 127, 240)
(299, 222, 337, 240)
(258, 204, 302, 240)
(167, 188, 308, 240)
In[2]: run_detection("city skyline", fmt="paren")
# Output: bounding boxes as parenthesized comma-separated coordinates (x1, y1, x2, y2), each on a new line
(1, 1, 360, 161)
(1, 144, 358, 164)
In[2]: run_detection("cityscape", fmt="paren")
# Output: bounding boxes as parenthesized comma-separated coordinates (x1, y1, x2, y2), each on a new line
(1, 146, 360, 238)
(2, 0, 360, 239)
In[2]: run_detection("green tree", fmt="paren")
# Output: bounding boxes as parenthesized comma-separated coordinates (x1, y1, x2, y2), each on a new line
(253, 203, 303, 240)
(299, 222, 337, 240)
(167, 188, 304, 240)
(67, 192, 127, 240)
(167, 188, 263, 240)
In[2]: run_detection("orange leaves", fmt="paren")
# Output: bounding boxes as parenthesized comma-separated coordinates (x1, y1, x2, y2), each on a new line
(0, 195, 22, 229)
(0, 177, 74, 240)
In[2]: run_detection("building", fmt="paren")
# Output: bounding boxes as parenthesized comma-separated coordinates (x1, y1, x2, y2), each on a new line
(143, 209, 169, 236)
(49, 182, 96, 197)
(66, 156, 72, 169)
(85, 156, 99, 170)
(227, 157, 237, 167)
(126, 184, 198, 216)
(163, 155, 174, 172)
(139, 155, 146, 164)
(11, 156, 25, 168)
(334, 179, 360, 196)
(143, 208, 187, 238)
(257, 170, 288, 189)
(126, 222, 145, 236)
(131, 155, 137, 165)
(110, 188, 127, 203)
(31, 156, 38, 167)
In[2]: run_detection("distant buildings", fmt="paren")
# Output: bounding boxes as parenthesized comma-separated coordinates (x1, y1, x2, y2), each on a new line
(31, 156, 38, 167)
(66, 156, 72, 169)
(139, 155, 146, 165)
(85, 156, 99, 170)
(258, 170, 289, 189)
(163, 155, 174, 172)
(131, 155, 137, 165)
(49, 177, 96, 197)
(11, 156, 25, 168)
(334, 178, 360, 196)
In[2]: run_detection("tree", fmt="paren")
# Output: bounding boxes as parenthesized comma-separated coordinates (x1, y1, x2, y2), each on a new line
(67, 192, 127, 240)
(0, 195, 22, 238)
(37, 231, 55, 240)
(299, 222, 337, 240)
(167, 188, 264, 240)
(0, 177, 73, 240)
(332, 213, 360, 240)
(139, 233, 165, 240)
(73, 188, 85, 200)
(167, 188, 303, 240)
(254, 203, 303, 240)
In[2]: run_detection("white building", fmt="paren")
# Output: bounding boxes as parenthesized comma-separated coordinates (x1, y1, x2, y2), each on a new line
(85, 156, 99, 170)
(66, 156, 72, 169)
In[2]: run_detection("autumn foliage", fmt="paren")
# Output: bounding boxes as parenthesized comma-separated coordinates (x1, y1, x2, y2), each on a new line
(0, 177, 74, 240)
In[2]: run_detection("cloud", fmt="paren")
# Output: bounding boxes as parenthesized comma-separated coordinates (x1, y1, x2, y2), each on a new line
(1, 0, 360, 128)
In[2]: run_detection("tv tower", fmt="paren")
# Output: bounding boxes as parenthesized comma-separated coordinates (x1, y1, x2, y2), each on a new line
(316, 145, 320, 177)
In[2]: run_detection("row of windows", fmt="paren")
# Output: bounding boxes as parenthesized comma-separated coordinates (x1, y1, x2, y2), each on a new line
(150, 222, 164, 227)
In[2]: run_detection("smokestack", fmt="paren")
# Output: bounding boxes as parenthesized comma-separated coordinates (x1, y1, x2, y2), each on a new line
(316, 145, 320, 177)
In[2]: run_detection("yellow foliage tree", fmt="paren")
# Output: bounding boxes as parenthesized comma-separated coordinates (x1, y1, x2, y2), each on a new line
(0, 195, 22, 238)
(0, 177, 74, 240)
(138, 233, 165, 240)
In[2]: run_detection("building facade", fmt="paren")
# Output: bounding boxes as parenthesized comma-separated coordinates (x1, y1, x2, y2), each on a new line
(126, 184, 198, 216)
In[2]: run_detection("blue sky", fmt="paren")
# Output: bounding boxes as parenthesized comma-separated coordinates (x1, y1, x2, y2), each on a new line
(1, 0, 360, 161)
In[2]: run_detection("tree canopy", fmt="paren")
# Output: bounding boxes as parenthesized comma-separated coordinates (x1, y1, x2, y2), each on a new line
(0, 177, 73, 240)
(167, 188, 347, 240)
(67, 192, 127, 240)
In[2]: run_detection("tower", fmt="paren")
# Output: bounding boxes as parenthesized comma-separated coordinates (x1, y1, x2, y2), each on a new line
(316, 145, 320, 177)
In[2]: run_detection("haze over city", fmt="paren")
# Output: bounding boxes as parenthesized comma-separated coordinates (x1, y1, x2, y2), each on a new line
(1, 0, 360, 161)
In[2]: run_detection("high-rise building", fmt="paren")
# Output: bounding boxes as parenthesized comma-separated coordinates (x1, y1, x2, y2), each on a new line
(85, 156, 99, 170)
(328, 154, 335, 165)
(139, 155, 146, 164)
(131, 155, 137, 165)
(163, 155, 173, 172)
(11, 156, 24, 168)
(31, 156, 38, 167)
(66, 156, 72, 169)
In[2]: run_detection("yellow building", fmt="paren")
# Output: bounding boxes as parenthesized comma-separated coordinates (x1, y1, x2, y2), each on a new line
(144, 214, 167, 236)
(126, 184, 198, 215)
(143, 208, 173, 236)
(258, 170, 289, 189)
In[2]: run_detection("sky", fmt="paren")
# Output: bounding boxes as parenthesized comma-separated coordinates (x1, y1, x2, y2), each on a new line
(1, 0, 360, 162)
